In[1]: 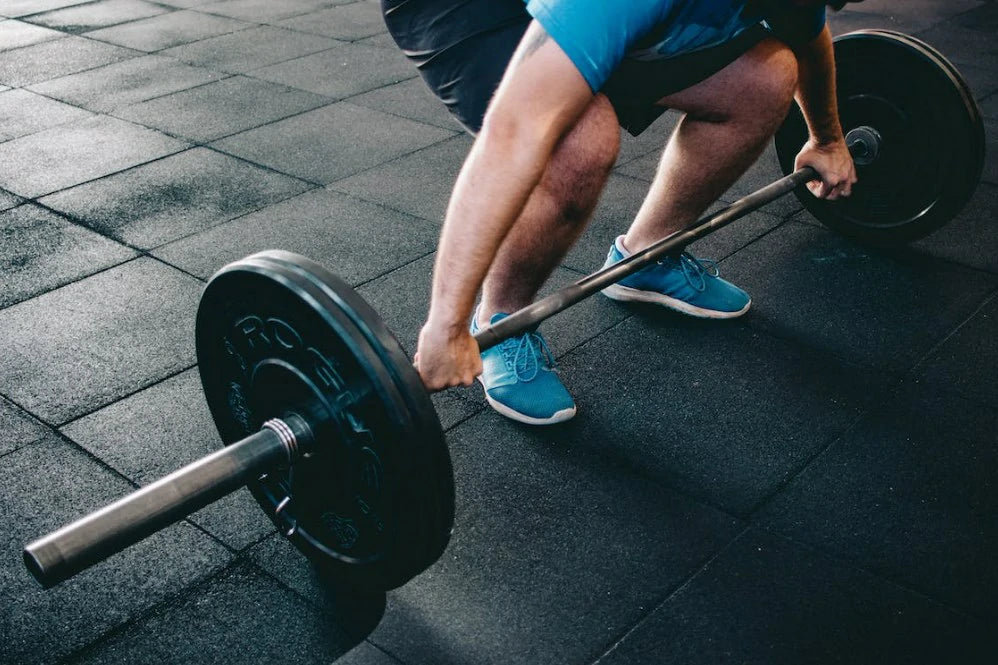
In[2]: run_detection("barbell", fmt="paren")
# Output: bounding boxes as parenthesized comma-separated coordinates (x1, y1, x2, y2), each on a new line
(23, 30, 984, 592)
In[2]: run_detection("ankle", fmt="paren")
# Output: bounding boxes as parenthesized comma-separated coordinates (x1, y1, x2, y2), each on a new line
(615, 235, 633, 256)
(476, 304, 517, 328)
(619, 233, 685, 258)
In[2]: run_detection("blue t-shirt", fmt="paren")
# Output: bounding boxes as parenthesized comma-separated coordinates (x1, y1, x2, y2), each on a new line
(524, 0, 825, 92)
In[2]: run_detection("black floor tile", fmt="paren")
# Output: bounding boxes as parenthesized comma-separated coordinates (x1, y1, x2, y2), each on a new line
(0, 88, 93, 142)
(198, 0, 351, 23)
(0, 187, 22, 211)
(827, 9, 909, 36)
(0, 34, 137, 87)
(2, 434, 233, 665)
(277, 2, 387, 41)
(40, 146, 312, 249)
(756, 386, 998, 619)
(555, 314, 891, 515)
(64, 563, 360, 665)
(984, 117, 997, 185)
(246, 535, 389, 637)
(916, 5, 998, 72)
(85, 9, 249, 51)
(28, 53, 225, 112)
(60, 368, 274, 550)
(154, 0, 220, 6)
(5, 0, 106, 18)
(955, 61, 998, 102)
(0, 258, 201, 424)
(855, 0, 987, 30)
(335, 643, 403, 665)
(0, 18, 65, 50)
(348, 77, 461, 131)
(249, 41, 416, 100)
(982, 92, 998, 121)
(599, 528, 993, 665)
(0, 396, 50, 456)
(692, 209, 786, 263)
(719, 222, 998, 372)
(356, 32, 398, 51)
(366, 411, 743, 665)
(114, 75, 329, 143)
(330, 134, 471, 224)
(612, 149, 659, 182)
(915, 293, 998, 407)
(152, 187, 440, 283)
(614, 111, 679, 167)
(0, 203, 136, 309)
(57, 368, 214, 485)
(911, 182, 998, 274)
(161, 24, 339, 74)
(25, 0, 169, 34)
(210, 102, 455, 185)
(0, 115, 187, 198)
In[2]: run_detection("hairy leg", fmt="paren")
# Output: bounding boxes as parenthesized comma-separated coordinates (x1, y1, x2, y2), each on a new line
(477, 93, 619, 324)
(622, 38, 799, 253)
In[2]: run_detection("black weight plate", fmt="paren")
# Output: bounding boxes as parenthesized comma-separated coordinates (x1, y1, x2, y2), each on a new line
(253, 251, 456, 579)
(196, 250, 454, 590)
(775, 30, 985, 246)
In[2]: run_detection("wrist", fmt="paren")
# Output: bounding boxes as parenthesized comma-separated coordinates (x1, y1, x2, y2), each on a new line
(424, 309, 471, 338)
(809, 131, 845, 147)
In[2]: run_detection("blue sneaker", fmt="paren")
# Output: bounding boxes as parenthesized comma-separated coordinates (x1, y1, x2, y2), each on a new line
(600, 236, 751, 318)
(471, 310, 576, 425)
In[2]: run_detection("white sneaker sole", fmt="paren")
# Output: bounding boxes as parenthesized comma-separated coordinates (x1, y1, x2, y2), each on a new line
(601, 283, 751, 320)
(477, 377, 577, 425)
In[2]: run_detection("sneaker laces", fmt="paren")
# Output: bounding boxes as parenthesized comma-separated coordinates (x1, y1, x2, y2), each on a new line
(499, 331, 557, 382)
(656, 252, 720, 292)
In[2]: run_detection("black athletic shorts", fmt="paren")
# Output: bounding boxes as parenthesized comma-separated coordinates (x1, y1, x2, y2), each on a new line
(381, 0, 770, 136)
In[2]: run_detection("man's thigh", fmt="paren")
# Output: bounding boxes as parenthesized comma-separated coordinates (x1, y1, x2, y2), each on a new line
(657, 36, 797, 120)
(381, 0, 530, 134)
(602, 25, 771, 135)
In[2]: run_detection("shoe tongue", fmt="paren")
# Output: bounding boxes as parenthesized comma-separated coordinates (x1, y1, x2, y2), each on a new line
(489, 312, 510, 325)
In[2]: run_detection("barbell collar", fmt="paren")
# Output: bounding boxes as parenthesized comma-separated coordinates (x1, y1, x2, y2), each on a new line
(24, 414, 312, 588)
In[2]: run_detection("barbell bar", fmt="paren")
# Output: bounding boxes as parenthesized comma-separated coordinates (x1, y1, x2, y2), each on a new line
(476, 129, 869, 350)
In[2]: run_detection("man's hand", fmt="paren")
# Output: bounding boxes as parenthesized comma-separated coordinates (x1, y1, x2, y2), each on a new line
(414, 322, 482, 391)
(794, 137, 857, 200)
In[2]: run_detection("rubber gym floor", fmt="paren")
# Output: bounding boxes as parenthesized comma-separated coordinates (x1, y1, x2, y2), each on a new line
(1, 1, 996, 664)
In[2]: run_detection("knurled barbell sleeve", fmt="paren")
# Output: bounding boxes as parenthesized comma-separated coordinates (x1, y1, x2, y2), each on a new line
(24, 417, 309, 588)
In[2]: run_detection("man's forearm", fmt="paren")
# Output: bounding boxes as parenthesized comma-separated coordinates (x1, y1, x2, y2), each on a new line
(426, 120, 559, 333)
(793, 25, 844, 144)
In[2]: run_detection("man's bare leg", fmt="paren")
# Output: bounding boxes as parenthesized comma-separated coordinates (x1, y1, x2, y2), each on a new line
(477, 93, 619, 325)
(622, 38, 799, 253)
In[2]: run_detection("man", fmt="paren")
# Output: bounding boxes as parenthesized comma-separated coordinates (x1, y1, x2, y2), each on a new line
(383, 0, 859, 424)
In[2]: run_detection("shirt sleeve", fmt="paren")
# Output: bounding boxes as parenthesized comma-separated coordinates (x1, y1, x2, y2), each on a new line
(764, 6, 826, 47)
(525, 0, 672, 93)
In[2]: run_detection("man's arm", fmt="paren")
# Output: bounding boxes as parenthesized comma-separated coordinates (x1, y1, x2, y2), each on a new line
(790, 24, 857, 199)
(417, 21, 594, 390)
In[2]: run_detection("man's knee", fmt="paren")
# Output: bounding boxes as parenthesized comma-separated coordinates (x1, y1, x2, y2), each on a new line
(548, 94, 620, 196)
